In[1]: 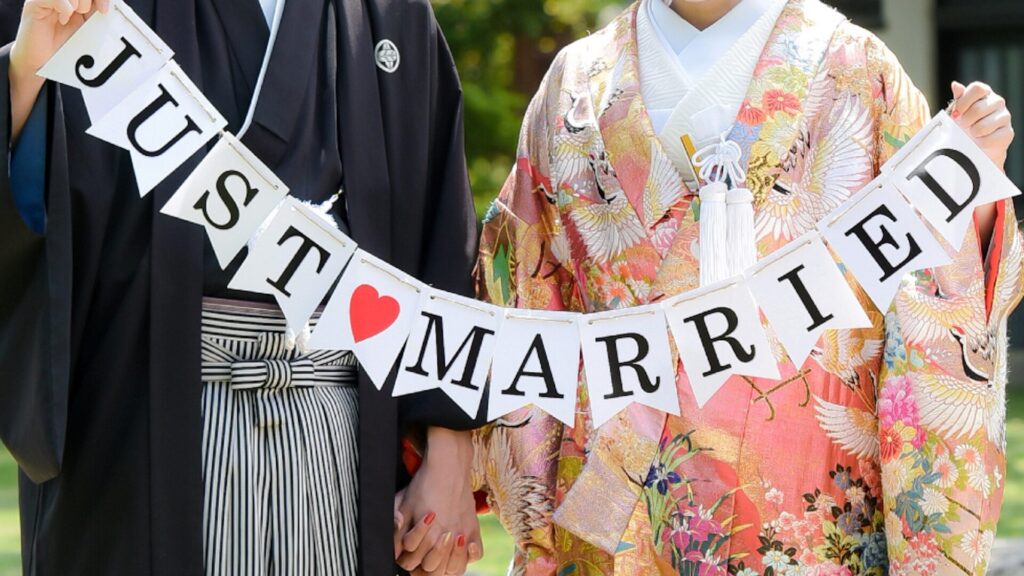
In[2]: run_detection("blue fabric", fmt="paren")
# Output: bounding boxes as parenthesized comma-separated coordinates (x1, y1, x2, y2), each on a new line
(10, 87, 47, 235)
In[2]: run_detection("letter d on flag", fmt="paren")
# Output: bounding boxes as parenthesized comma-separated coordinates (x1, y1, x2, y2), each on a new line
(888, 111, 1020, 248)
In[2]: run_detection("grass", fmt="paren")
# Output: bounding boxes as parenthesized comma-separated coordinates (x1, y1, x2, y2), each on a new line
(0, 385, 1021, 576)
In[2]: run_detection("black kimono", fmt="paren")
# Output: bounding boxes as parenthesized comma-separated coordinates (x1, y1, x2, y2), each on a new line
(0, 0, 479, 574)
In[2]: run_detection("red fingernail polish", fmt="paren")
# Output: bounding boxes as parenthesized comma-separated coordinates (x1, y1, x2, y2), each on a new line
(423, 512, 436, 525)
(952, 110, 961, 119)
(456, 534, 466, 547)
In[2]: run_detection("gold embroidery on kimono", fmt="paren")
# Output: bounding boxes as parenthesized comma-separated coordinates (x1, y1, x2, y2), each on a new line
(474, 1, 1024, 574)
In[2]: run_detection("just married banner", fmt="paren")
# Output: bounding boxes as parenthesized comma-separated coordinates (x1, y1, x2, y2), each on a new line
(39, 2, 1021, 428)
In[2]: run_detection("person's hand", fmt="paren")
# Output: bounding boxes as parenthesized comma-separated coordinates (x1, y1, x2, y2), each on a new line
(950, 81, 1014, 247)
(394, 428, 482, 575)
(951, 81, 1014, 170)
(9, 0, 111, 140)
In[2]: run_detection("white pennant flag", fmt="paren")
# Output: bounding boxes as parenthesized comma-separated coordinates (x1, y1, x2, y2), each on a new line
(38, 1, 173, 121)
(488, 310, 580, 427)
(393, 291, 503, 418)
(309, 250, 425, 388)
(886, 111, 1021, 248)
(578, 305, 680, 427)
(747, 232, 872, 366)
(161, 134, 289, 267)
(228, 197, 357, 333)
(819, 176, 951, 312)
(663, 278, 779, 408)
(87, 62, 227, 196)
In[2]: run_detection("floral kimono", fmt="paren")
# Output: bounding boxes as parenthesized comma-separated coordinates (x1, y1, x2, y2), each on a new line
(474, 1, 1024, 575)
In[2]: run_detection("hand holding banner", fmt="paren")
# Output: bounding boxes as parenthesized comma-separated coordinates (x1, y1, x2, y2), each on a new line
(393, 292, 503, 418)
(161, 134, 289, 266)
(488, 310, 581, 426)
(310, 250, 425, 387)
(38, 1, 173, 121)
(747, 232, 872, 366)
(663, 278, 779, 408)
(578, 306, 679, 427)
(819, 177, 951, 312)
(87, 62, 227, 195)
(229, 197, 358, 334)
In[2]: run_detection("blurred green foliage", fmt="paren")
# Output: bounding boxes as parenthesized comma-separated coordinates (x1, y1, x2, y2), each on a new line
(432, 0, 624, 215)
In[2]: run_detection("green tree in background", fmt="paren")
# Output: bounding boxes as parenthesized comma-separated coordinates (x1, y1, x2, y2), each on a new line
(432, 0, 624, 215)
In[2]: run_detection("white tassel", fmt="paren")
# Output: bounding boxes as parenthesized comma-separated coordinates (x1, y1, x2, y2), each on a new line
(726, 187, 757, 276)
(699, 182, 729, 287)
(285, 323, 313, 354)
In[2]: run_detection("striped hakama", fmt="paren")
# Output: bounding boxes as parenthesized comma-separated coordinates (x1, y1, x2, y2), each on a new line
(200, 300, 359, 575)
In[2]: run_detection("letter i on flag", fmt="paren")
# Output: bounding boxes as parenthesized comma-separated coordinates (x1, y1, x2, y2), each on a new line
(662, 278, 779, 408)
(38, 0, 173, 121)
(578, 305, 679, 427)
(886, 111, 1020, 248)
(488, 310, 580, 427)
(87, 62, 227, 196)
(161, 134, 289, 266)
(229, 197, 358, 334)
(393, 292, 503, 418)
(819, 176, 951, 312)
(746, 232, 871, 366)
(309, 250, 426, 388)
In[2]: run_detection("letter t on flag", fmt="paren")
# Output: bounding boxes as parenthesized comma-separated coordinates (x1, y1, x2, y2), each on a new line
(578, 305, 679, 427)
(229, 197, 358, 334)
(746, 232, 871, 366)
(819, 176, 950, 312)
(488, 310, 580, 426)
(393, 292, 503, 418)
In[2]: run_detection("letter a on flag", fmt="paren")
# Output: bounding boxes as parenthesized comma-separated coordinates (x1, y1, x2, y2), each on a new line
(488, 310, 580, 426)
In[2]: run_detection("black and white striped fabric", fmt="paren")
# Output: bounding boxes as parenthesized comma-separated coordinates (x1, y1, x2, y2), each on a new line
(200, 300, 359, 576)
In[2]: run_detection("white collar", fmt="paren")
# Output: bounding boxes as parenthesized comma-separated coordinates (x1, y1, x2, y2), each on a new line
(239, 0, 288, 138)
(649, 0, 774, 81)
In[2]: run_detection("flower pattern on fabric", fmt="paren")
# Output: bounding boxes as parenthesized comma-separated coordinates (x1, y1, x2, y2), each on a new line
(473, 1, 1024, 574)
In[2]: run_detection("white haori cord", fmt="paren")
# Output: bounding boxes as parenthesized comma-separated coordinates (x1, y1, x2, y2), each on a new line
(693, 134, 756, 286)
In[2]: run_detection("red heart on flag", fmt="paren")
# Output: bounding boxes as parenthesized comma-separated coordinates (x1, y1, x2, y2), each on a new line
(350, 284, 401, 343)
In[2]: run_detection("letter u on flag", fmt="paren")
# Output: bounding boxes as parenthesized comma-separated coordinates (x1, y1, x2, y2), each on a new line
(488, 310, 580, 427)
(393, 292, 503, 418)
(578, 305, 679, 427)
(87, 62, 227, 196)
(663, 278, 779, 408)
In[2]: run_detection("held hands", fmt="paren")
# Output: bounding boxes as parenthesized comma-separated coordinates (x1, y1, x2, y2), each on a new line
(394, 429, 482, 575)
(9, 0, 112, 140)
(949, 81, 1015, 246)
